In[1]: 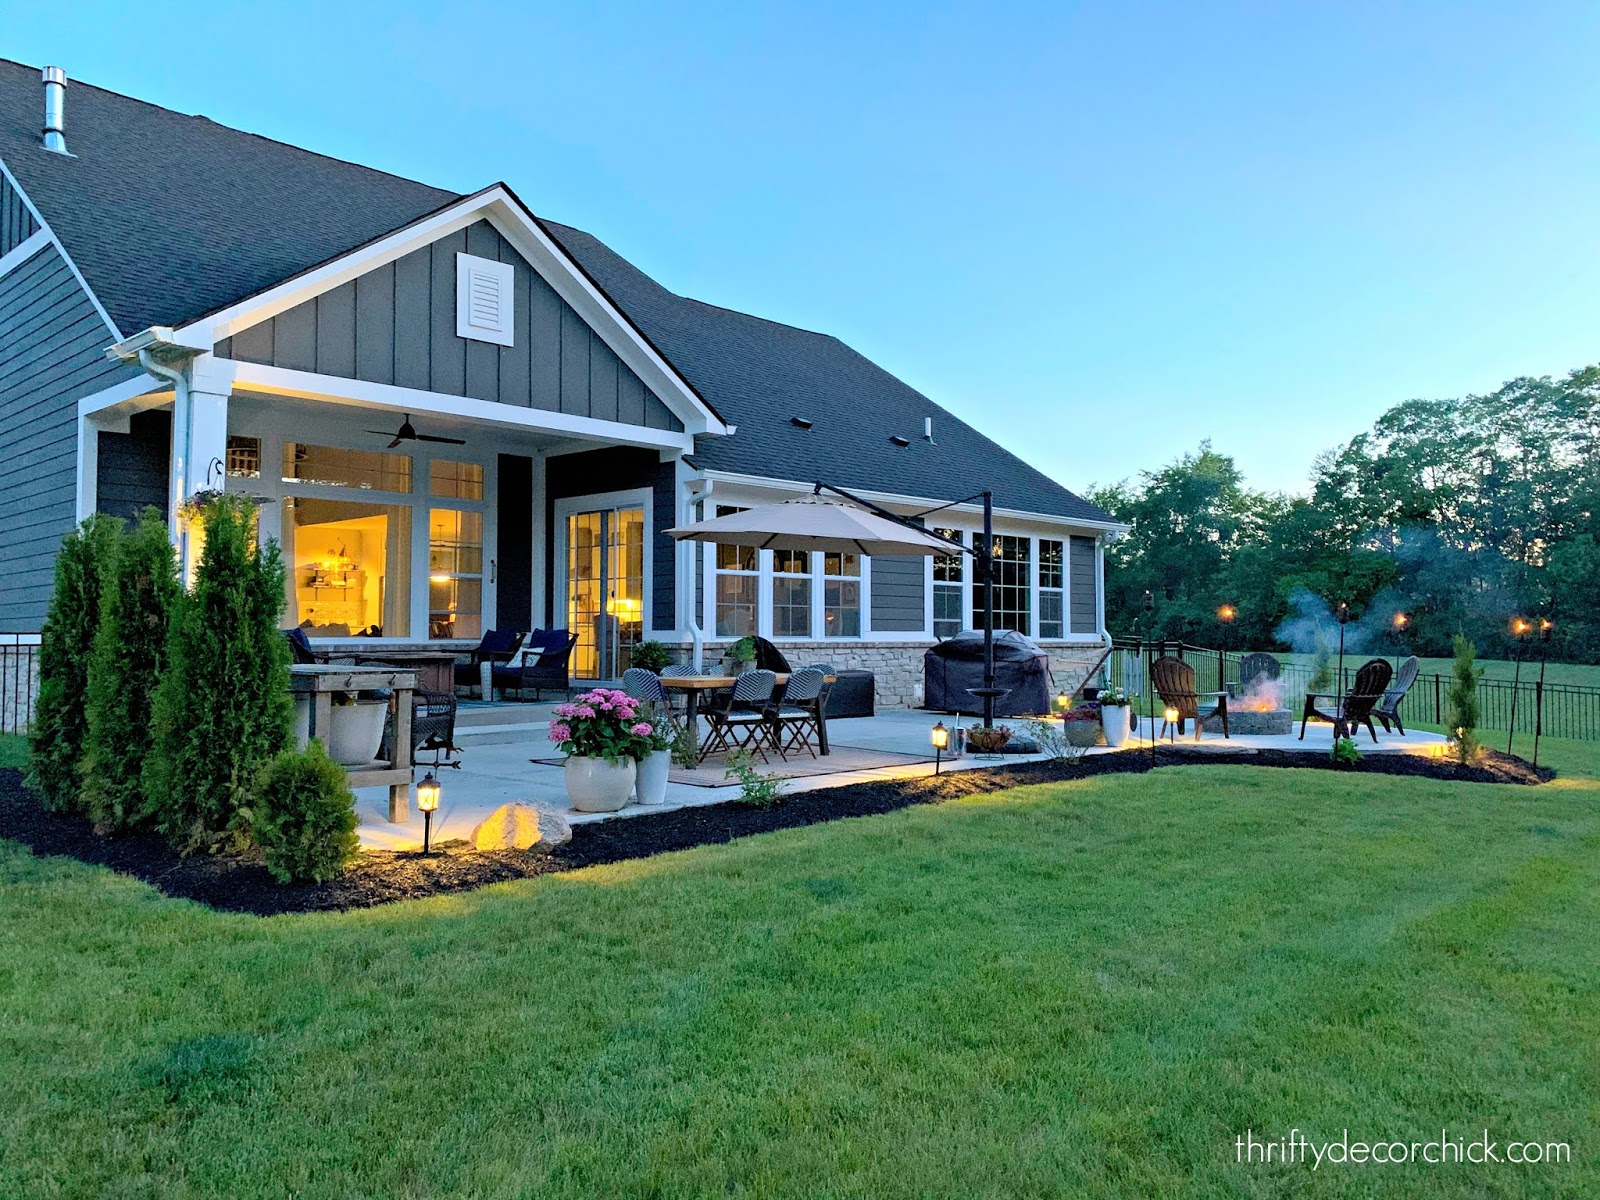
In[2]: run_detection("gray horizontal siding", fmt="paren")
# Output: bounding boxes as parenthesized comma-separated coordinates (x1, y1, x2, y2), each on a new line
(215, 220, 683, 433)
(869, 555, 925, 632)
(1, 171, 38, 257)
(1069, 535, 1098, 634)
(0, 244, 135, 630)
(97, 410, 171, 521)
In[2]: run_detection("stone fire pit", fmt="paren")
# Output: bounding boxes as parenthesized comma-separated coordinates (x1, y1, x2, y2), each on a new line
(1205, 708, 1293, 737)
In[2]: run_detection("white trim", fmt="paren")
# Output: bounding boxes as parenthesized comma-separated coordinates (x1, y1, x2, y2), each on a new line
(228, 361, 694, 453)
(552, 488, 654, 677)
(0, 157, 122, 339)
(176, 186, 729, 438)
(695, 469, 1131, 535)
(0, 228, 49, 281)
(455, 252, 515, 345)
(76, 373, 168, 419)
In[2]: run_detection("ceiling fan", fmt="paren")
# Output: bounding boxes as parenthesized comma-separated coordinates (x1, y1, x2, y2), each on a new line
(366, 414, 466, 448)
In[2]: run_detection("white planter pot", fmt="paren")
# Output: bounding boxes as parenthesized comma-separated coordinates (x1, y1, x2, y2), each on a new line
(1102, 704, 1131, 748)
(327, 700, 388, 766)
(564, 756, 637, 812)
(634, 750, 672, 806)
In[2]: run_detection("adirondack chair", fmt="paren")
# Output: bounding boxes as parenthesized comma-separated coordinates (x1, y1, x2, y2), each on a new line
(1374, 655, 1421, 735)
(1150, 655, 1229, 740)
(1300, 658, 1394, 743)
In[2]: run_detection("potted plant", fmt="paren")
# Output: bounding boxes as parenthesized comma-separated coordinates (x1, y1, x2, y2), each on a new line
(632, 713, 675, 805)
(1061, 703, 1103, 748)
(548, 688, 651, 811)
(727, 635, 757, 674)
(631, 640, 673, 674)
(1098, 687, 1132, 748)
(327, 690, 388, 766)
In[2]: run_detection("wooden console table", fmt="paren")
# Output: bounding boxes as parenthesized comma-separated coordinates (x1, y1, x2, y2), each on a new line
(289, 664, 416, 822)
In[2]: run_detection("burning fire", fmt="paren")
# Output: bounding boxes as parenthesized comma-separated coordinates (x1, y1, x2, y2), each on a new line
(1238, 676, 1288, 713)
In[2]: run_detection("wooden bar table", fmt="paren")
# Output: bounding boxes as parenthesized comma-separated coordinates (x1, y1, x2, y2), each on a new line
(289, 664, 417, 821)
(661, 673, 836, 757)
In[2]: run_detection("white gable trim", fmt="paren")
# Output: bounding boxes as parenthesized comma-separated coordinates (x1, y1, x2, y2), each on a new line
(175, 186, 729, 437)
(229, 361, 694, 454)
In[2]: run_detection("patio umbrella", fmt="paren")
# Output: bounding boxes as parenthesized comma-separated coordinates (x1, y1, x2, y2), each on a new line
(665, 494, 956, 557)
(668, 487, 1005, 728)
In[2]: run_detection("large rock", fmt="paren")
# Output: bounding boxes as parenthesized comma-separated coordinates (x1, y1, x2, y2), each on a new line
(471, 804, 572, 853)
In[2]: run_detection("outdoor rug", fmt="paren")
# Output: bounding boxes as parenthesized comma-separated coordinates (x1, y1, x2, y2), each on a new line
(531, 745, 936, 787)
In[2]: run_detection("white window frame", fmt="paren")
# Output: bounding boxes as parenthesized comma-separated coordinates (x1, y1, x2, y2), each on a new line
(552, 487, 656, 645)
(1038, 537, 1066, 640)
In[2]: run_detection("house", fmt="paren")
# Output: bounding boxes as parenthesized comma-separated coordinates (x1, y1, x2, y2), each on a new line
(0, 61, 1124, 706)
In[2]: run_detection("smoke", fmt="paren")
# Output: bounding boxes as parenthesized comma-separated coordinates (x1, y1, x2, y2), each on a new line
(1274, 586, 1412, 683)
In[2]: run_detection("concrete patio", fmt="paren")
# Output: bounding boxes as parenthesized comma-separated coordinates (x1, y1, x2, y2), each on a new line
(355, 703, 1451, 851)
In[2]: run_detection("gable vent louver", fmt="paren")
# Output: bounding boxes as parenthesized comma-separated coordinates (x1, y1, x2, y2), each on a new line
(456, 253, 516, 346)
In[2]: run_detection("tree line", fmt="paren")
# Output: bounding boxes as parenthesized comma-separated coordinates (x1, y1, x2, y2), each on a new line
(1087, 365, 1600, 664)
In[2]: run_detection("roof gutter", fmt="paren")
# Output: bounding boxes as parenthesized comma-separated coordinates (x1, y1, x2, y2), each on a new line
(106, 328, 212, 543)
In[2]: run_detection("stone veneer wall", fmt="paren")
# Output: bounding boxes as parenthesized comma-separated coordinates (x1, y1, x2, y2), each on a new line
(682, 642, 1110, 710)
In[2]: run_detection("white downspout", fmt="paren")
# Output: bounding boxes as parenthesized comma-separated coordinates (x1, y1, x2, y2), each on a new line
(137, 348, 191, 547)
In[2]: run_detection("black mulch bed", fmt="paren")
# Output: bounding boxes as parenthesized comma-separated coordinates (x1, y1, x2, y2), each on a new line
(0, 746, 1552, 917)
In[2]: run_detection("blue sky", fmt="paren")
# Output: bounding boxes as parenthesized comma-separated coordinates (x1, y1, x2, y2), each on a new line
(10, 2, 1599, 494)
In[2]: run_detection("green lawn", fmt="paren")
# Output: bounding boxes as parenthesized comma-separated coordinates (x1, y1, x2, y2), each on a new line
(3, 742, 1599, 1197)
(0, 732, 25, 769)
(1277, 652, 1600, 689)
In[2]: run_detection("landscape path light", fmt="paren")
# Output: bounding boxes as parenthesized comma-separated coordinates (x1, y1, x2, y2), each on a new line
(417, 771, 442, 855)
(930, 721, 949, 776)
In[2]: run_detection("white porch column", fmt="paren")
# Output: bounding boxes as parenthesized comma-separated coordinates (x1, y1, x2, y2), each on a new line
(170, 355, 235, 577)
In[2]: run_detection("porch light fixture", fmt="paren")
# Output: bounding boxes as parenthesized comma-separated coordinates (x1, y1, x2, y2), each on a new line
(789, 416, 814, 429)
(417, 771, 442, 855)
(930, 721, 949, 775)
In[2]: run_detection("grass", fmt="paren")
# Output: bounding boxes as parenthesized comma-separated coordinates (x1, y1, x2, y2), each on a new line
(0, 732, 25, 769)
(2, 741, 1599, 1197)
(1278, 652, 1600, 689)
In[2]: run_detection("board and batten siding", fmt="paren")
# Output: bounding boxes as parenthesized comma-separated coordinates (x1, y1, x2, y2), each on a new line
(868, 556, 926, 632)
(0, 242, 138, 629)
(0, 171, 39, 258)
(215, 220, 683, 432)
(1068, 535, 1098, 634)
(96, 410, 171, 522)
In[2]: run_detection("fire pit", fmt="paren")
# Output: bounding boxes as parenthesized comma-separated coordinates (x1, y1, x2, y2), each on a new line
(1204, 674, 1293, 737)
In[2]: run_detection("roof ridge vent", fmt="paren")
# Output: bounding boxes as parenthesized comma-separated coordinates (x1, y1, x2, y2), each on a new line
(42, 66, 70, 155)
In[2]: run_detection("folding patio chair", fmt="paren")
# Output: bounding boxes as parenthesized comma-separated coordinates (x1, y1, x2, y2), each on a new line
(699, 669, 780, 763)
(769, 667, 826, 759)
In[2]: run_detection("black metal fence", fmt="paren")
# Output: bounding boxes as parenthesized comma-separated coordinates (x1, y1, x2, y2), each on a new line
(1, 634, 40, 737)
(1104, 638, 1600, 743)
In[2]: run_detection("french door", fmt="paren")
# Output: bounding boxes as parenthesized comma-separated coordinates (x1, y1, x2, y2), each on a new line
(565, 503, 646, 680)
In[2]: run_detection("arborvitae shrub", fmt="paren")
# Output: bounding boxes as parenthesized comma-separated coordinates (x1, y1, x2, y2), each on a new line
(81, 508, 180, 833)
(27, 515, 120, 813)
(254, 739, 359, 884)
(142, 495, 293, 853)
(1446, 633, 1482, 765)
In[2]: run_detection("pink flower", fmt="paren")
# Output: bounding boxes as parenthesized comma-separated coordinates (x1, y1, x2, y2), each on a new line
(552, 703, 575, 718)
(630, 723, 653, 737)
(573, 705, 595, 718)
(548, 722, 571, 743)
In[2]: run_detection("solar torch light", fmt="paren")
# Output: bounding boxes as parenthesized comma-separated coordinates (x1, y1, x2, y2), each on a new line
(417, 770, 442, 855)
(1507, 617, 1532, 756)
(1392, 611, 1410, 675)
(1143, 589, 1157, 766)
(1533, 618, 1553, 769)
(930, 721, 949, 776)
(1217, 604, 1236, 694)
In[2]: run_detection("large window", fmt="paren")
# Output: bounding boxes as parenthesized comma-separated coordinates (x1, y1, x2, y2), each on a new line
(430, 459, 484, 500)
(713, 506, 758, 638)
(281, 497, 411, 637)
(1039, 538, 1065, 639)
(990, 535, 1031, 635)
(823, 551, 861, 638)
(771, 549, 812, 637)
(428, 509, 483, 640)
(933, 527, 964, 639)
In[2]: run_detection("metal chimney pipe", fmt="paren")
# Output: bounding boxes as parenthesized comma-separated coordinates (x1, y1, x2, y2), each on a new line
(42, 66, 68, 154)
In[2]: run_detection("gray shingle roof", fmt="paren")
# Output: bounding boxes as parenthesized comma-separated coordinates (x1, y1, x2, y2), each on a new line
(0, 57, 1113, 525)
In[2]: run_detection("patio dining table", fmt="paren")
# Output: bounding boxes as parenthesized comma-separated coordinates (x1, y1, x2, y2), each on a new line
(661, 673, 836, 757)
